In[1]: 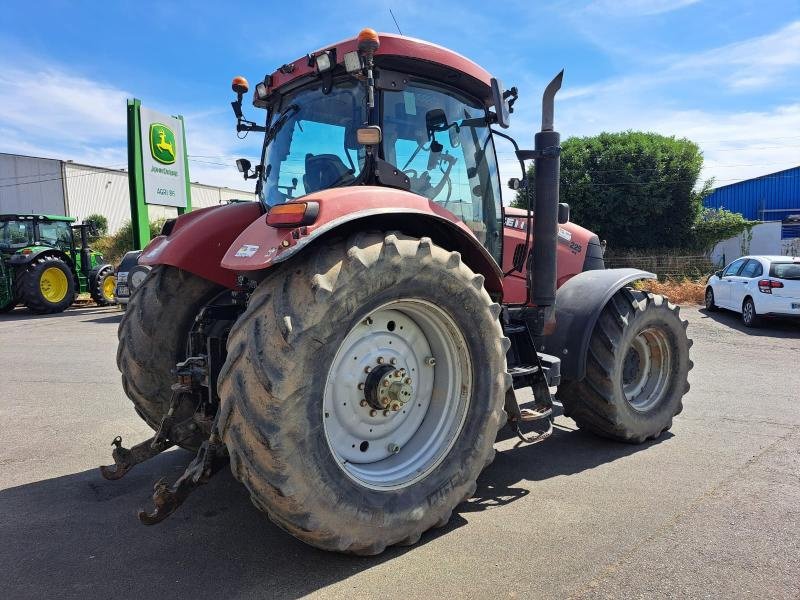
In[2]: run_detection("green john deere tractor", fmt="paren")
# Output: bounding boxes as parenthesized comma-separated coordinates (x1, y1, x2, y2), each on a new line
(0, 214, 115, 314)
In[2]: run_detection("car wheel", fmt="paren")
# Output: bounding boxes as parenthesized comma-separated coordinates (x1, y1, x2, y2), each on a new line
(704, 287, 717, 311)
(741, 297, 760, 328)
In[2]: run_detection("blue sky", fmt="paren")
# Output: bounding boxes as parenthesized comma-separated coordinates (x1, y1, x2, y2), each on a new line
(0, 0, 798, 195)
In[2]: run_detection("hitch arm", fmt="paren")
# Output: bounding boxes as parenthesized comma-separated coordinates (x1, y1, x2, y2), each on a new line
(99, 435, 174, 481)
(138, 430, 228, 525)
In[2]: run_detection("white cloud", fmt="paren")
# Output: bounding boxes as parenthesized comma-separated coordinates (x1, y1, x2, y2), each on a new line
(669, 21, 800, 90)
(0, 54, 256, 191)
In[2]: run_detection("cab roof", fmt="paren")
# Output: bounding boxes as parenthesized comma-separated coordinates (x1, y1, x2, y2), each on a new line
(258, 32, 495, 106)
(0, 214, 75, 222)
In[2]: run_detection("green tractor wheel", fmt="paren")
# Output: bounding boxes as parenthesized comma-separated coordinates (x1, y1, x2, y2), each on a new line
(0, 297, 16, 313)
(90, 264, 116, 307)
(17, 256, 76, 314)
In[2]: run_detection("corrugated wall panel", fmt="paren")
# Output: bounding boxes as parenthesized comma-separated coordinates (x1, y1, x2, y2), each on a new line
(704, 166, 800, 221)
(0, 153, 66, 215)
(65, 163, 132, 232)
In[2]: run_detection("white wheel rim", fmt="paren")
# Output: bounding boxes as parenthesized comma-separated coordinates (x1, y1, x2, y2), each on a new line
(323, 299, 472, 490)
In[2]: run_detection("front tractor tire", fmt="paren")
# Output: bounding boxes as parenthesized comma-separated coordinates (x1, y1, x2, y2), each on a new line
(218, 232, 508, 555)
(90, 264, 116, 306)
(117, 265, 222, 445)
(17, 256, 75, 314)
(559, 288, 692, 443)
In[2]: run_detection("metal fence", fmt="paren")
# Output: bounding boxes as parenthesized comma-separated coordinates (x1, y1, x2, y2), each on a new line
(604, 254, 718, 280)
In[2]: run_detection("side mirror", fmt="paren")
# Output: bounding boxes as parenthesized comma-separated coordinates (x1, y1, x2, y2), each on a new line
(490, 78, 510, 129)
(236, 158, 252, 174)
(425, 109, 448, 136)
(714, 270, 723, 278)
(558, 202, 570, 224)
(508, 178, 522, 191)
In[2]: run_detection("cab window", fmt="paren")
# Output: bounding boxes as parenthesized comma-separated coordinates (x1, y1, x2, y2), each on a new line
(722, 258, 747, 277)
(739, 259, 762, 278)
(37, 221, 72, 248)
(0, 220, 33, 249)
(381, 81, 502, 261)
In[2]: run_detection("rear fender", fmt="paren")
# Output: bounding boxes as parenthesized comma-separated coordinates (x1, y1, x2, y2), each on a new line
(541, 268, 656, 381)
(220, 187, 503, 296)
(9, 247, 72, 269)
(139, 202, 264, 288)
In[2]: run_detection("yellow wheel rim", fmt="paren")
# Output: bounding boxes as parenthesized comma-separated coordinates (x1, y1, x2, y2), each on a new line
(40, 267, 69, 303)
(102, 275, 117, 301)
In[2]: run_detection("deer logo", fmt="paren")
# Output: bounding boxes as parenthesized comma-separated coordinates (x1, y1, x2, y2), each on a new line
(149, 123, 178, 165)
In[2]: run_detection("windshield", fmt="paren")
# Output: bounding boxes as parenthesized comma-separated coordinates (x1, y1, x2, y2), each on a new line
(0, 220, 34, 251)
(382, 81, 503, 260)
(770, 262, 800, 280)
(260, 80, 367, 207)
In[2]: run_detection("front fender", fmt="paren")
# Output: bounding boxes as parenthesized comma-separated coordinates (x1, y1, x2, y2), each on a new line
(541, 268, 656, 381)
(221, 187, 503, 295)
(9, 247, 72, 268)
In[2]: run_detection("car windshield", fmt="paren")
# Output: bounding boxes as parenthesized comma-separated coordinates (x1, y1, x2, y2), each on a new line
(260, 80, 367, 207)
(769, 262, 800, 280)
(0, 220, 34, 250)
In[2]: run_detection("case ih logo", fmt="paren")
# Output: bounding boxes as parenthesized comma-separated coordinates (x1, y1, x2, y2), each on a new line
(149, 123, 177, 165)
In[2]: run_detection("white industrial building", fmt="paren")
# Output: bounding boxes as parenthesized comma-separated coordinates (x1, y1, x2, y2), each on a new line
(0, 152, 256, 233)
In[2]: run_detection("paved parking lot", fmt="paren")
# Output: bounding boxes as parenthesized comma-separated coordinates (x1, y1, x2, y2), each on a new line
(1, 304, 799, 599)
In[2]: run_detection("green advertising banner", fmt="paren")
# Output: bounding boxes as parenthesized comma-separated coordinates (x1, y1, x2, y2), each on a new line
(126, 98, 192, 249)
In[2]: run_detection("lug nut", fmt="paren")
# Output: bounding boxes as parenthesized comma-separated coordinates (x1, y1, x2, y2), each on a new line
(382, 380, 389, 387)
(404, 377, 411, 384)
(358, 382, 365, 390)
(383, 410, 390, 416)
(369, 409, 377, 417)
(360, 400, 367, 407)
(387, 443, 400, 454)
(364, 366, 371, 373)
(391, 403, 400, 411)
(390, 358, 397, 365)
(377, 356, 384, 364)
(425, 356, 436, 366)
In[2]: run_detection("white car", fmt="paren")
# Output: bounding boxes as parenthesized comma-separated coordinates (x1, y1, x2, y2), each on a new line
(705, 255, 800, 327)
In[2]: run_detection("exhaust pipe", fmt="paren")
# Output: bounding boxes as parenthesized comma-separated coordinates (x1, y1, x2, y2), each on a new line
(529, 70, 563, 334)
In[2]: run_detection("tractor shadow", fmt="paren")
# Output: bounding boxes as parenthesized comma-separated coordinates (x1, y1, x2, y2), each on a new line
(699, 307, 800, 337)
(0, 412, 665, 600)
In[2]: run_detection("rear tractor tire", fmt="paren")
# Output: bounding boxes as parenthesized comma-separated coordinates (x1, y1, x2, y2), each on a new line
(559, 288, 692, 443)
(90, 264, 116, 306)
(117, 265, 223, 448)
(218, 232, 508, 555)
(17, 256, 75, 314)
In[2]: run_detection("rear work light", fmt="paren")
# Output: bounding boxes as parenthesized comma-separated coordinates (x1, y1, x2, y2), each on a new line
(758, 279, 784, 294)
(266, 202, 320, 228)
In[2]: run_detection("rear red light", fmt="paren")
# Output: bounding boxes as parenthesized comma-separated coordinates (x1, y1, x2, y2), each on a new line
(265, 202, 320, 228)
(757, 279, 784, 293)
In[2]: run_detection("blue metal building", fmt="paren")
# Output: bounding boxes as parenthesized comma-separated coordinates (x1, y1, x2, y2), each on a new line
(704, 166, 800, 239)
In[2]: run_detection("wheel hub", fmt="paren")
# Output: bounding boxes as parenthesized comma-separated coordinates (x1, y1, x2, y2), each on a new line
(364, 363, 414, 412)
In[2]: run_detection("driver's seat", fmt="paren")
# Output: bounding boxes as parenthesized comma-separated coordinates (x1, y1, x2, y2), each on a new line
(303, 153, 355, 193)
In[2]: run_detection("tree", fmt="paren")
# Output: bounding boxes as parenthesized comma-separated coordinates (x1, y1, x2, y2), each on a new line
(84, 213, 108, 242)
(514, 131, 711, 250)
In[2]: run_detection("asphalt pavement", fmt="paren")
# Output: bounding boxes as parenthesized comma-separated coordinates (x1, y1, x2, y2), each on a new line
(1, 304, 798, 599)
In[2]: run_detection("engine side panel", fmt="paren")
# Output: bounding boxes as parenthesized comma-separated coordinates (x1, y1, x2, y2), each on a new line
(501, 207, 598, 305)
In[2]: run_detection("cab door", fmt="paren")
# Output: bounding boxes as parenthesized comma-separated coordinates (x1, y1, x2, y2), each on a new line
(716, 257, 747, 308)
(729, 258, 763, 310)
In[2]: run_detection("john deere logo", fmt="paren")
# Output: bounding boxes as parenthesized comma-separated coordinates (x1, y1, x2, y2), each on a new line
(149, 123, 177, 165)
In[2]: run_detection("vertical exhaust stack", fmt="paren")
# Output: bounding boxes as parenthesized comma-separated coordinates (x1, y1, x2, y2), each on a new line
(529, 71, 563, 335)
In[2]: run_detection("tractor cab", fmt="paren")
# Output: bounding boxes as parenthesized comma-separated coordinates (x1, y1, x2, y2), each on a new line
(232, 30, 507, 261)
(0, 214, 74, 255)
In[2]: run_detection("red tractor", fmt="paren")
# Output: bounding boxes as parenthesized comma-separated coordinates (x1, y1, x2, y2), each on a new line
(104, 29, 691, 555)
